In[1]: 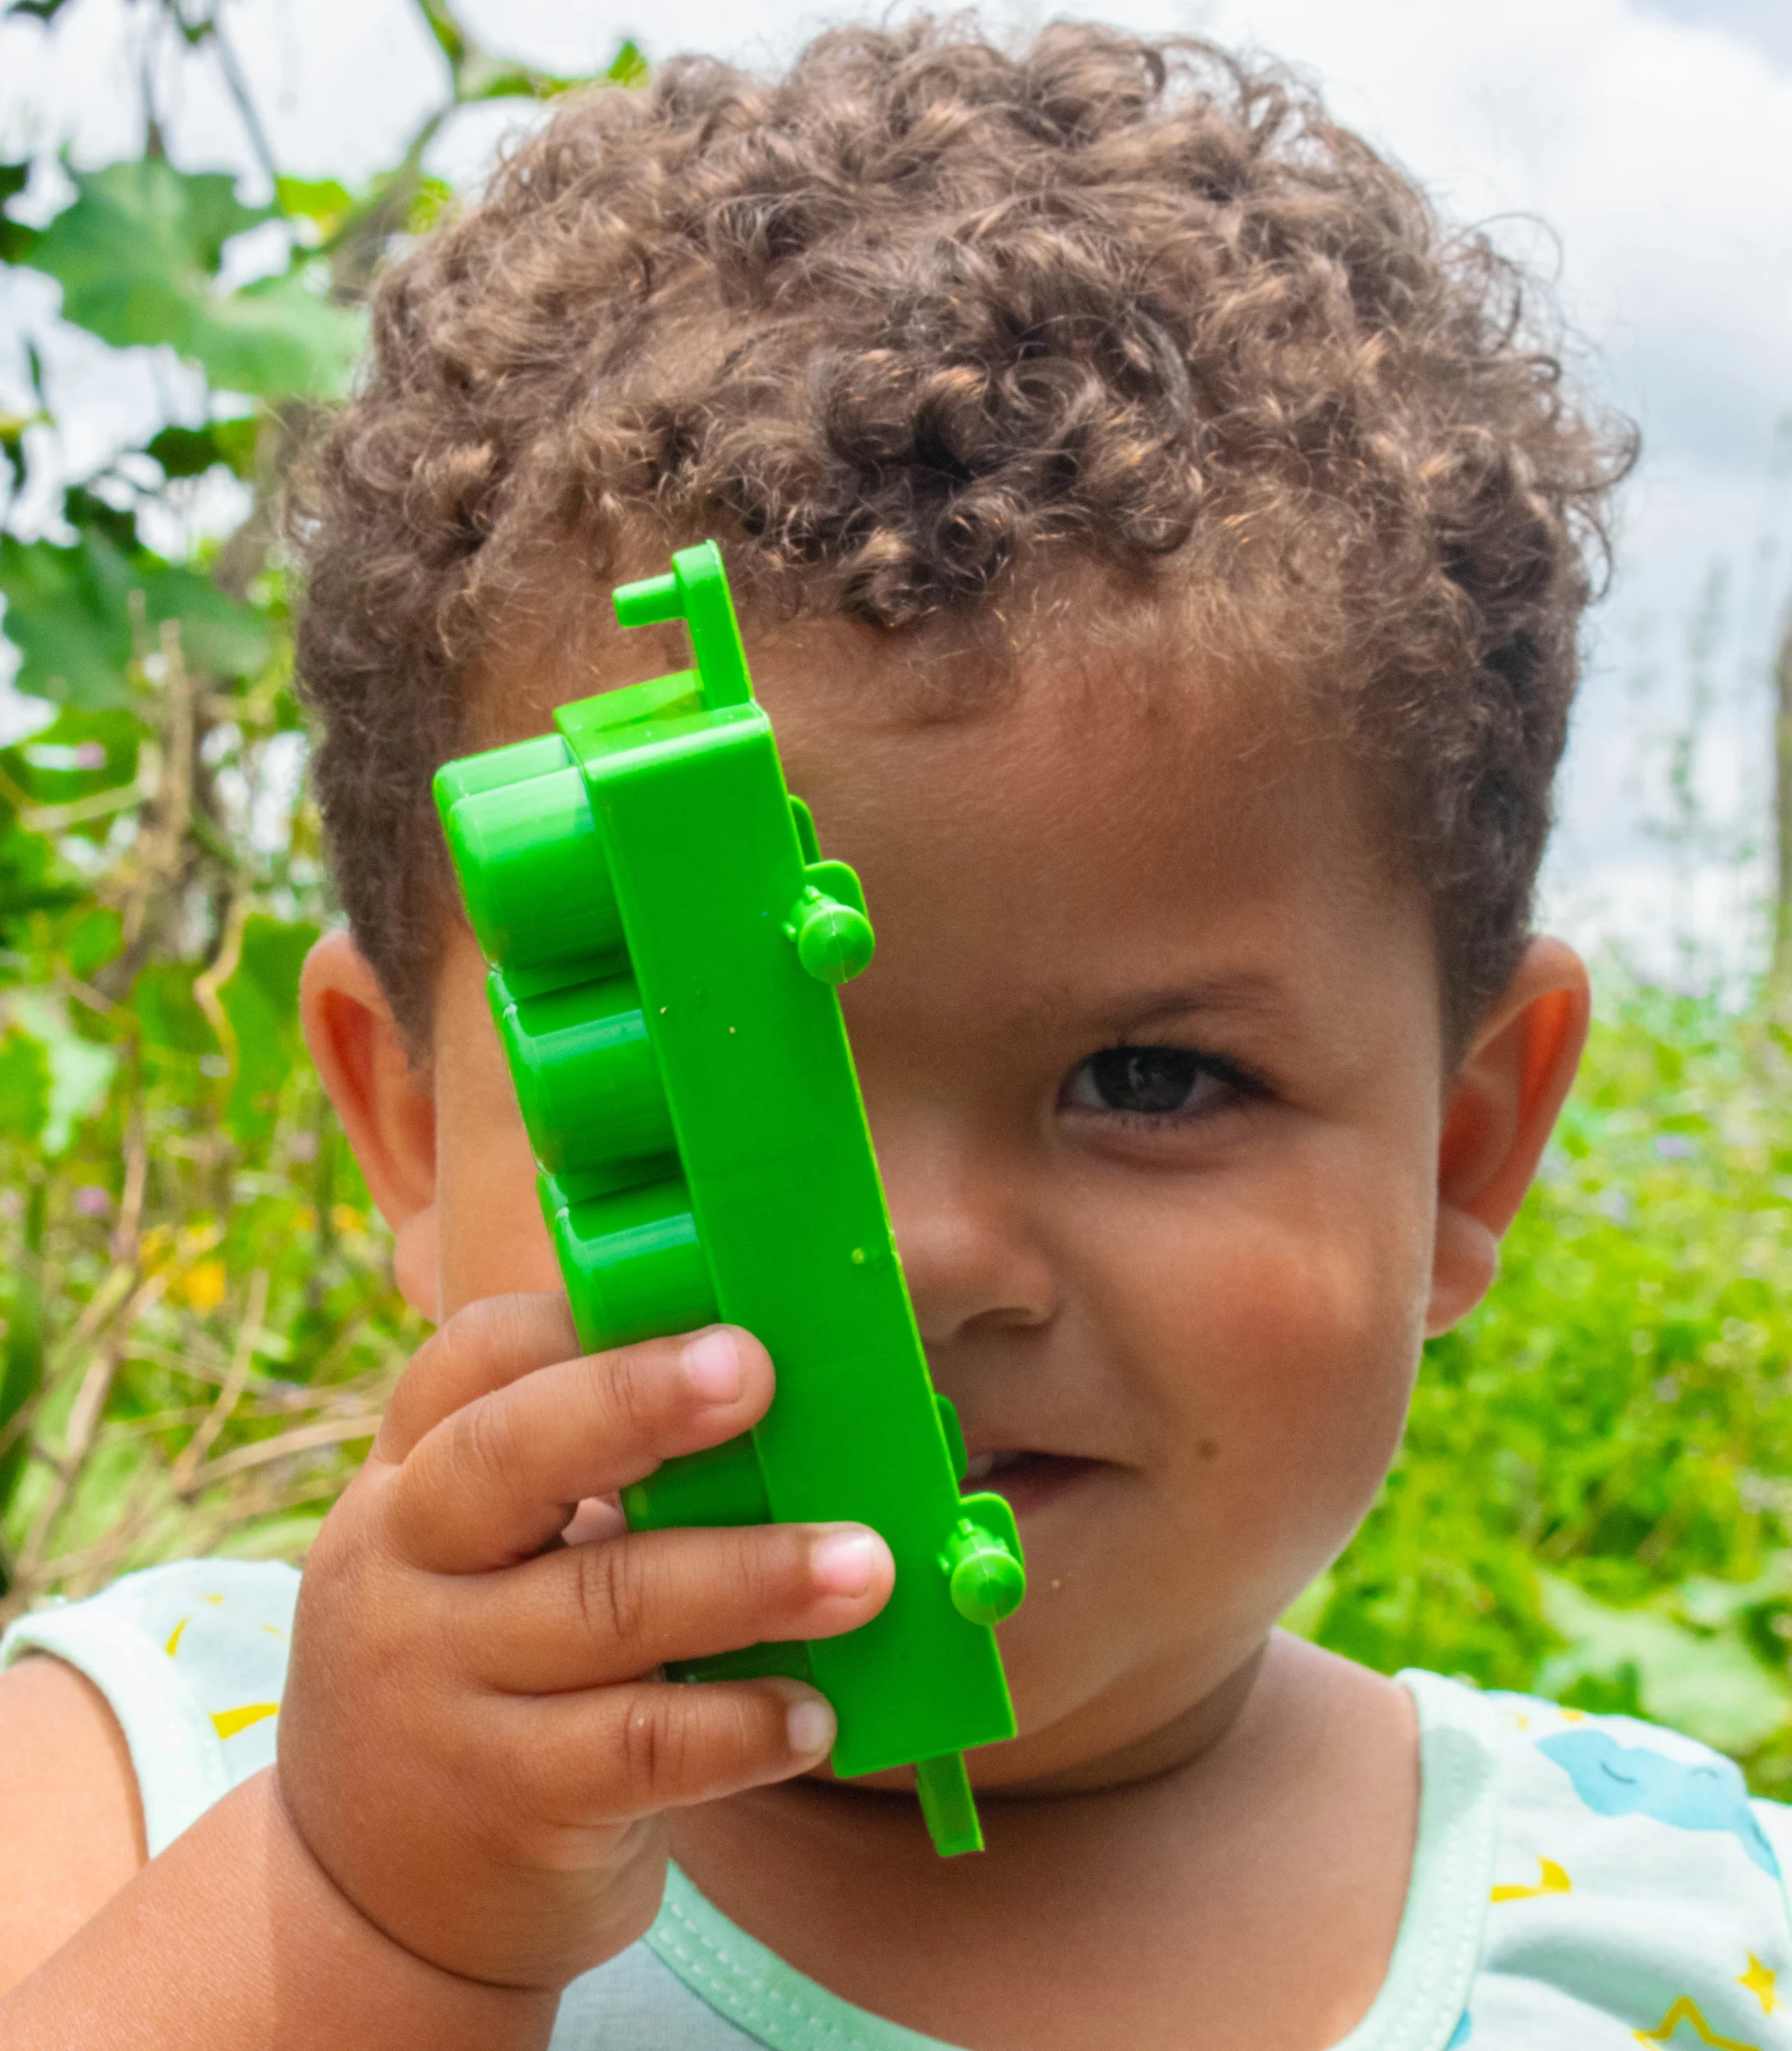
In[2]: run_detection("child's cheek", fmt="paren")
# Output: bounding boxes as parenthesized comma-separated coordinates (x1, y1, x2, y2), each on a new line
(1147, 1171, 1426, 1573)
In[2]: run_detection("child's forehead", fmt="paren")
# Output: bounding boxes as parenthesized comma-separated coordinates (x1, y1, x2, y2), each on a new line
(476, 584, 1388, 896)
(756, 611, 1358, 849)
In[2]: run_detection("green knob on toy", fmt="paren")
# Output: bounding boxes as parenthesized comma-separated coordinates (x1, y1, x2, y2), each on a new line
(613, 570, 682, 628)
(942, 1518, 1026, 1627)
(792, 890, 876, 985)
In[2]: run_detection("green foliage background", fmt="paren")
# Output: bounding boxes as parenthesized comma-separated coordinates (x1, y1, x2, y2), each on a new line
(4, 0, 1792, 1796)
(0, 0, 640, 1606)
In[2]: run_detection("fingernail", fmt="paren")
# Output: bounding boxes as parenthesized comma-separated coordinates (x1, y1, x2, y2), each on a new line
(683, 1328, 743, 1405)
(810, 1527, 883, 1598)
(786, 1694, 836, 1759)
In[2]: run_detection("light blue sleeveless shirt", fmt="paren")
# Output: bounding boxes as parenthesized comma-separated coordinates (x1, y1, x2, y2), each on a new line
(7, 1557, 1792, 2050)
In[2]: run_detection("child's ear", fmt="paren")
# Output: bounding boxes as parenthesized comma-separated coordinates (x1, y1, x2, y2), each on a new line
(300, 930, 441, 1321)
(1427, 937, 1589, 1337)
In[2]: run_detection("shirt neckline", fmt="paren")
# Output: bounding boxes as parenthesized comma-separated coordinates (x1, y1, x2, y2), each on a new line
(645, 1667, 1501, 2051)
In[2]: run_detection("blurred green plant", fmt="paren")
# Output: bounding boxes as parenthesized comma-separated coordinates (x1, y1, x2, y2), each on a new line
(1295, 985, 1792, 1792)
(0, 0, 642, 1615)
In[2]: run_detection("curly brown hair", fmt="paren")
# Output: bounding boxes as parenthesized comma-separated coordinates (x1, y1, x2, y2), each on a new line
(291, 16, 1633, 1055)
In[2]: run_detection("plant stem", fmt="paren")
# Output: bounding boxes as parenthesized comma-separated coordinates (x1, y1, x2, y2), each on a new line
(0, 1175, 47, 1579)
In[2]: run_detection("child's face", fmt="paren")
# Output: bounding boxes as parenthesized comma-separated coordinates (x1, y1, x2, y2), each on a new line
(387, 610, 1576, 1790)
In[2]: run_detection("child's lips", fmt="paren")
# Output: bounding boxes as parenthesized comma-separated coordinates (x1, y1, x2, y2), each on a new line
(960, 1449, 1100, 1516)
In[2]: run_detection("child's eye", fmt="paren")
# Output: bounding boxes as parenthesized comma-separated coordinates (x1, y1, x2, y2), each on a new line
(1061, 1045, 1253, 1122)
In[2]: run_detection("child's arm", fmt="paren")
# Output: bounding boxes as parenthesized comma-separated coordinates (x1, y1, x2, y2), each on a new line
(0, 1655, 143, 1989)
(0, 1295, 892, 2042)
(0, 1767, 561, 2047)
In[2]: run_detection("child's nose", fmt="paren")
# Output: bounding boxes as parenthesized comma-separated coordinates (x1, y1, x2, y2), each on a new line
(876, 1126, 1059, 1348)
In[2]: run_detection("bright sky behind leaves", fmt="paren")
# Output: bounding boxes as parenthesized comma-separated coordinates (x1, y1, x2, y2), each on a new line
(2, 0, 1790, 979)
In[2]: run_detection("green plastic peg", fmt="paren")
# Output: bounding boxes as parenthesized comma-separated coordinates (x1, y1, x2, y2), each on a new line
(789, 888, 877, 985)
(434, 540, 1026, 1858)
(943, 1517, 1029, 1628)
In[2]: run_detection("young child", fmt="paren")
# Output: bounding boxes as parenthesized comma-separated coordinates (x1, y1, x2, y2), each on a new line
(1, 19, 1783, 2049)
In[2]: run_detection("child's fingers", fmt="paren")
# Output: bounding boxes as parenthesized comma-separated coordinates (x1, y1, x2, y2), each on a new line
(453, 1521, 895, 1693)
(505, 1676, 840, 1824)
(386, 1325, 774, 1573)
(374, 1292, 580, 1463)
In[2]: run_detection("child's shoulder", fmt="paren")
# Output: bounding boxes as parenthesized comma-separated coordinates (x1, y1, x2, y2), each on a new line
(1400, 1667, 1792, 2049)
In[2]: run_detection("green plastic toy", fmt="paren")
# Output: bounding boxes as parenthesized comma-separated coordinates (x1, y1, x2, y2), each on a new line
(433, 541, 1026, 1856)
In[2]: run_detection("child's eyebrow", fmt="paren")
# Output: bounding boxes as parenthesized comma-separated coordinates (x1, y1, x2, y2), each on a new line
(1013, 975, 1299, 1047)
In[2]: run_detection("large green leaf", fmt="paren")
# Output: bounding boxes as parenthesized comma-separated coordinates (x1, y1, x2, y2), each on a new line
(2, 993, 116, 1154)
(0, 1027, 50, 1142)
(1540, 1574, 1789, 1755)
(139, 565, 272, 681)
(186, 269, 364, 400)
(0, 534, 272, 705)
(31, 160, 260, 329)
(0, 812, 81, 941)
(220, 916, 320, 1142)
(0, 532, 135, 707)
(127, 961, 215, 1059)
(27, 160, 362, 397)
(0, 707, 139, 805)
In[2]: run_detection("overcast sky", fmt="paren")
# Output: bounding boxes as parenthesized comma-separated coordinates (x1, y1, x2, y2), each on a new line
(2, 0, 1789, 981)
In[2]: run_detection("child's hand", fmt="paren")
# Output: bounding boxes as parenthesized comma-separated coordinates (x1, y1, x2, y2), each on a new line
(276, 1294, 893, 1993)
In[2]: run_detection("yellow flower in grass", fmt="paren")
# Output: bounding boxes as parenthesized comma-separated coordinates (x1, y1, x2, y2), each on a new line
(175, 1259, 228, 1314)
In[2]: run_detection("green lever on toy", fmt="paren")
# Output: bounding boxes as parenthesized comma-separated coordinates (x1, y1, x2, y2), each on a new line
(433, 540, 1026, 1856)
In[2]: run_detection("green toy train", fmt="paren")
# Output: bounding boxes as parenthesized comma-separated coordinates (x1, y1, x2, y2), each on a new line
(433, 541, 1025, 1856)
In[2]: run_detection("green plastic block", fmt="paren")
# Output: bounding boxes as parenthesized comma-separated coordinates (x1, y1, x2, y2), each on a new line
(433, 541, 1025, 1856)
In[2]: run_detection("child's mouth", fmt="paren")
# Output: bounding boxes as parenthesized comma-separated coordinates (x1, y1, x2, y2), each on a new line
(960, 1449, 1097, 1515)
